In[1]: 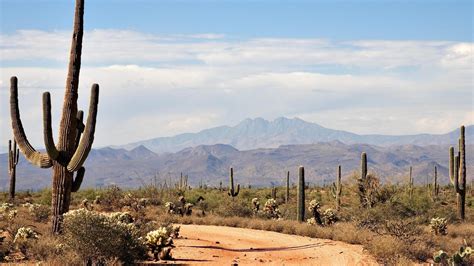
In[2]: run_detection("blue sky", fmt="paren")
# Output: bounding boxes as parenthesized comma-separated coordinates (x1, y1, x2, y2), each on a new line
(0, 0, 473, 147)
(1, 0, 472, 40)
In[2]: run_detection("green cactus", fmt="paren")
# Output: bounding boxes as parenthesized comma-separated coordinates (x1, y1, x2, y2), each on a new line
(176, 173, 188, 195)
(453, 126, 467, 220)
(433, 166, 439, 199)
(271, 186, 277, 199)
(228, 167, 240, 198)
(9, 0, 98, 233)
(297, 166, 305, 222)
(449, 146, 455, 186)
(408, 166, 414, 198)
(8, 139, 19, 200)
(285, 171, 290, 203)
(358, 152, 368, 207)
(331, 165, 342, 210)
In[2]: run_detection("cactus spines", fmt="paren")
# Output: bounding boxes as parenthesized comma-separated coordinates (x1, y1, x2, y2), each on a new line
(8, 139, 20, 200)
(285, 171, 290, 203)
(331, 165, 342, 210)
(228, 167, 240, 198)
(9, 0, 99, 234)
(297, 166, 305, 222)
(454, 126, 466, 220)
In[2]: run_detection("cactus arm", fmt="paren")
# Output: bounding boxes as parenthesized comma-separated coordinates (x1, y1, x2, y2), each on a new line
(74, 110, 84, 149)
(71, 167, 85, 192)
(454, 155, 460, 192)
(42, 92, 60, 160)
(10, 76, 52, 168)
(67, 84, 99, 172)
(449, 146, 455, 185)
(8, 140, 12, 174)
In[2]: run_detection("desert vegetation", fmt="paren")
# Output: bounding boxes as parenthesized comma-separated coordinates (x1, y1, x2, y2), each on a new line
(1, 0, 472, 265)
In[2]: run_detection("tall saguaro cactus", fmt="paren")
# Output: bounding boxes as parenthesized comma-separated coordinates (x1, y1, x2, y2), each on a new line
(285, 171, 290, 203)
(433, 166, 439, 198)
(331, 165, 342, 210)
(228, 167, 240, 198)
(358, 152, 368, 207)
(453, 126, 467, 220)
(10, 0, 99, 233)
(408, 166, 414, 198)
(297, 166, 305, 222)
(8, 140, 19, 200)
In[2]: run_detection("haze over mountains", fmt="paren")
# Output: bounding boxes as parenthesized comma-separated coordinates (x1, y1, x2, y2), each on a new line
(118, 117, 473, 153)
(0, 117, 471, 190)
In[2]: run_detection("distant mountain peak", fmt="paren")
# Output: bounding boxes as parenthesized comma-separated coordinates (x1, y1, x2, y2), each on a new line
(115, 117, 473, 153)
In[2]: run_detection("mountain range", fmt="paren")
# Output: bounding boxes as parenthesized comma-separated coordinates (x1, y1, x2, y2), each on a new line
(0, 142, 471, 190)
(117, 117, 473, 153)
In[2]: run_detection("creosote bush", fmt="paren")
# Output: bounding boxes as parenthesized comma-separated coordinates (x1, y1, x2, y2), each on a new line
(62, 208, 146, 264)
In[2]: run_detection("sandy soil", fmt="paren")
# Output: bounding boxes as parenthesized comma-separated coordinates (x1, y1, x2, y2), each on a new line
(167, 224, 378, 265)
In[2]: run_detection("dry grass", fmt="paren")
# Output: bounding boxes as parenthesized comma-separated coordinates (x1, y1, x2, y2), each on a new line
(0, 184, 472, 265)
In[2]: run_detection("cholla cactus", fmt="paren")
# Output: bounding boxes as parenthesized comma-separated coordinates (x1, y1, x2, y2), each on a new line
(0, 203, 14, 213)
(7, 210, 17, 220)
(145, 227, 174, 260)
(434, 240, 472, 265)
(252, 198, 260, 214)
(308, 200, 322, 225)
(183, 203, 193, 216)
(165, 202, 176, 214)
(109, 212, 134, 224)
(81, 198, 92, 210)
(430, 217, 448, 235)
(14, 227, 38, 243)
(263, 198, 281, 219)
(306, 217, 318, 225)
(322, 208, 337, 225)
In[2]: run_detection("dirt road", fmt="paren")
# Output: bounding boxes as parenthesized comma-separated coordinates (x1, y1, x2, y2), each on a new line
(170, 224, 378, 265)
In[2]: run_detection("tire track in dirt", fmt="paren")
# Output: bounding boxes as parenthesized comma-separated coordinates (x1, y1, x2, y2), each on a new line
(170, 224, 378, 265)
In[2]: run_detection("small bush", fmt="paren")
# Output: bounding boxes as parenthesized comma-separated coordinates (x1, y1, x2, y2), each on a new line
(62, 208, 146, 264)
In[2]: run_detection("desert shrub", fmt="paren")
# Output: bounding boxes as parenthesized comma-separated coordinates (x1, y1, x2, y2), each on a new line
(430, 217, 448, 235)
(215, 199, 253, 217)
(62, 208, 146, 264)
(23, 203, 50, 222)
(95, 185, 124, 211)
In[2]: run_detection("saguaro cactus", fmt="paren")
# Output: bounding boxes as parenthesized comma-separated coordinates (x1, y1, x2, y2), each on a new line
(9, 0, 99, 233)
(228, 167, 240, 198)
(433, 166, 439, 198)
(285, 171, 290, 203)
(408, 166, 414, 197)
(331, 165, 342, 210)
(297, 166, 305, 222)
(271, 186, 277, 199)
(8, 140, 19, 200)
(358, 152, 368, 207)
(454, 126, 466, 220)
(449, 147, 455, 186)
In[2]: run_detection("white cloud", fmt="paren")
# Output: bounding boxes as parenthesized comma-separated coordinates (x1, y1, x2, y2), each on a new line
(0, 29, 472, 146)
